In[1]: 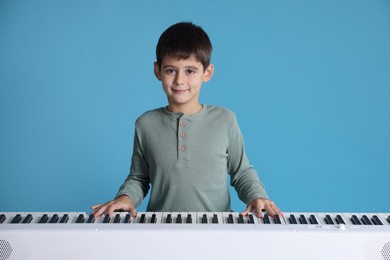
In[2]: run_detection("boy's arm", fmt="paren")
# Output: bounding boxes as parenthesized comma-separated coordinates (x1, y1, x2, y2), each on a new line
(115, 123, 150, 207)
(227, 114, 282, 218)
(91, 124, 150, 217)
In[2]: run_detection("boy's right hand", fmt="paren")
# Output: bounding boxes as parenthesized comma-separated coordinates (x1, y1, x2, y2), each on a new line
(91, 195, 137, 218)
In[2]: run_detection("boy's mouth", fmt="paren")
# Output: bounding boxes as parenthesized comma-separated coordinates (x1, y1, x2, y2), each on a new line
(171, 88, 189, 94)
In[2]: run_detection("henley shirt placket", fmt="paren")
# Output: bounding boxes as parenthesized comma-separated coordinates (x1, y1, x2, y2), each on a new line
(178, 118, 188, 162)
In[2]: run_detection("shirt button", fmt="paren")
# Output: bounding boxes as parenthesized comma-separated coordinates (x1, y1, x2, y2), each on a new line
(180, 121, 186, 127)
(179, 145, 185, 151)
(179, 131, 185, 137)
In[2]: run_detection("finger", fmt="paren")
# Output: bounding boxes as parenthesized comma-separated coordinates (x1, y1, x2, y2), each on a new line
(261, 202, 273, 216)
(268, 203, 282, 217)
(91, 205, 100, 215)
(90, 204, 102, 210)
(106, 203, 122, 218)
(255, 209, 264, 218)
(266, 204, 282, 218)
(251, 205, 265, 218)
(240, 208, 250, 216)
(240, 203, 254, 216)
(274, 206, 283, 218)
(129, 207, 137, 218)
(91, 202, 111, 218)
(240, 210, 249, 216)
(265, 207, 276, 218)
(93, 204, 109, 218)
(92, 207, 103, 218)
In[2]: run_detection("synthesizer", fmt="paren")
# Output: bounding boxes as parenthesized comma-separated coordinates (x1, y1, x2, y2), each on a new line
(1, 211, 389, 260)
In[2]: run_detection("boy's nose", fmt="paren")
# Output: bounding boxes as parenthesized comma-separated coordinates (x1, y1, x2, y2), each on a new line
(174, 72, 185, 85)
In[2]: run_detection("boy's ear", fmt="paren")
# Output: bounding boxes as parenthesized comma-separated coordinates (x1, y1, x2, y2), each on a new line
(203, 64, 214, 83)
(154, 62, 162, 81)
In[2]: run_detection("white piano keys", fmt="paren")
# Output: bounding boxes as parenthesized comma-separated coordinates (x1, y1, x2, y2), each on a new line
(1, 211, 389, 226)
(1, 212, 80, 224)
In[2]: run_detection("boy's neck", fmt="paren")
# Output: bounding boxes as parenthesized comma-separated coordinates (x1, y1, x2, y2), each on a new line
(167, 103, 203, 115)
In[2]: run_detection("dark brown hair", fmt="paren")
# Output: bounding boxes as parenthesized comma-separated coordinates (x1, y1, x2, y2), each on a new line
(156, 22, 212, 71)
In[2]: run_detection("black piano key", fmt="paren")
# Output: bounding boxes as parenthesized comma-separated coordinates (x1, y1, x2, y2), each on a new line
(123, 214, 131, 224)
(186, 214, 192, 224)
(176, 214, 182, 223)
(140, 214, 146, 224)
(11, 214, 22, 224)
(324, 215, 334, 225)
(87, 214, 95, 223)
(0, 214, 6, 224)
(49, 214, 59, 224)
(361, 215, 372, 225)
(76, 214, 85, 223)
(263, 214, 271, 224)
(212, 214, 218, 224)
(335, 215, 345, 225)
(309, 215, 318, 225)
(248, 214, 255, 224)
(274, 215, 282, 224)
(351, 215, 362, 225)
(299, 215, 308, 224)
(228, 214, 234, 224)
(22, 214, 33, 224)
(38, 214, 49, 224)
(166, 214, 172, 223)
(59, 214, 69, 223)
(113, 214, 121, 223)
(202, 214, 208, 224)
(103, 214, 110, 223)
(238, 214, 244, 224)
(150, 214, 157, 224)
(289, 214, 298, 224)
(371, 215, 383, 225)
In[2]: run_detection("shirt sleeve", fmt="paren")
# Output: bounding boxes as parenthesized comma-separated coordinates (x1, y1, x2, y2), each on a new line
(227, 113, 269, 204)
(116, 122, 150, 207)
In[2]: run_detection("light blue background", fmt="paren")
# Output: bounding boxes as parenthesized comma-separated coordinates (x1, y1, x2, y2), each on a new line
(1, 0, 389, 213)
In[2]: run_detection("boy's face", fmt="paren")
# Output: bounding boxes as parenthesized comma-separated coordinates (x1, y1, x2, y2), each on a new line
(154, 55, 214, 114)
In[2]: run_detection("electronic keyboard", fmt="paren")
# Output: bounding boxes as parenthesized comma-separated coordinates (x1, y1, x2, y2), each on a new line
(1, 211, 389, 260)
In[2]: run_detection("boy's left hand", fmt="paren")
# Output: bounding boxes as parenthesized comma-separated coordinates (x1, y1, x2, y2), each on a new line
(241, 198, 282, 218)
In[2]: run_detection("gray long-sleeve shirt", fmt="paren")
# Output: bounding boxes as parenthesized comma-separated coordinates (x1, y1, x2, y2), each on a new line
(116, 105, 268, 212)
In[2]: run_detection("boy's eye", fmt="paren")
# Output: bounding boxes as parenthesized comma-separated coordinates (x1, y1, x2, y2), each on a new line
(165, 68, 176, 74)
(186, 69, 195, 74)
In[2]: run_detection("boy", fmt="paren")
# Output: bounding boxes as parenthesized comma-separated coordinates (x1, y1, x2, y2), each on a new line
(92, 22, 282, 219)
